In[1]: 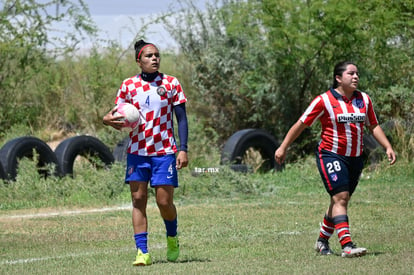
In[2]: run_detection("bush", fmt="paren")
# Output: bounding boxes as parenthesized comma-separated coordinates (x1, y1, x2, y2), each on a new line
(163, 0, 414, 158)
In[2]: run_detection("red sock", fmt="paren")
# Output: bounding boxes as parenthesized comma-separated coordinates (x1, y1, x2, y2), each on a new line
(333, 215, 353, 248)
(319, 215, 335, 241)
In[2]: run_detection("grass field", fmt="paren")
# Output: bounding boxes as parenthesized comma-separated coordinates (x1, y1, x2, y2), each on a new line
(1, 160, 413, 274)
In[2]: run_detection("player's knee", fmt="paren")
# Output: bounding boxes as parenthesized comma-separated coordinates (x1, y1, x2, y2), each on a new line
(336, 198, 349, 208)
(156, 198, 174, 211)
(156, 199, 169, 209)
(131, 194, 147, 209)
(332, 191, 350, 206)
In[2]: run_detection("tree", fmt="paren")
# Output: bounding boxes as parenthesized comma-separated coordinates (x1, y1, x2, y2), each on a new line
(0, 0, 97, 134)
(163, 0, 414, 156)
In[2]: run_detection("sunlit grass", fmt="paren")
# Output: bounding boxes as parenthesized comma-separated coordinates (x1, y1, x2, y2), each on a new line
(1, 160, 413, 274)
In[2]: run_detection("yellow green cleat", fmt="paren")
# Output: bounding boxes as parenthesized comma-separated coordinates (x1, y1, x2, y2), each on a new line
(166, 235, 180, 262)
(132, 248, 152, 266)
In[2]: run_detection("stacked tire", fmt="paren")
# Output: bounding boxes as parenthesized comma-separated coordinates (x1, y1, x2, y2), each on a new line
(0, 125, 391, 181)
(220, 128, 388, 173)
(0, 135, 114, 181)
(221, 129, 284, 173)
(0, 137, 60, 181)
(54, 135, 114, 177)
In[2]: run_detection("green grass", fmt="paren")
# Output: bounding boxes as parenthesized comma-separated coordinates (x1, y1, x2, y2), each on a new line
(0, 160, 413, 274)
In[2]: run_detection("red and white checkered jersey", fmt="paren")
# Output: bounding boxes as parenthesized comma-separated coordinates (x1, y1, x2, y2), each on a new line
(115, 73, 187, 156)
(300, 89, 379, 157)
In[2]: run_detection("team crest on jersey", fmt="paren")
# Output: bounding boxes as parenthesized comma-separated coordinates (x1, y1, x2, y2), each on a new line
(157, 86, 167, 96)
(330, 173, 338, 182)
(355, 99, 364, 108)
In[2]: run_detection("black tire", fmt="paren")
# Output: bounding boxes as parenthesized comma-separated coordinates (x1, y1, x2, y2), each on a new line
(362, 134, 384, 165)
(380, 120, 396, 143)
(221, 129, 284, 172)
(0, 159, 7, 180)
(362, 120, 398, 165)
(0, 136, 60, 181)
(229, 164, 252, 173)
(112, 136, 130, 163)
(54, 135, 114, 177)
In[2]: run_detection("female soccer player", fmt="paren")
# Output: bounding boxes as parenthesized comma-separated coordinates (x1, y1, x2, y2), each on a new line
(275, 61, 396, 257)
(103, 39, 188, 265)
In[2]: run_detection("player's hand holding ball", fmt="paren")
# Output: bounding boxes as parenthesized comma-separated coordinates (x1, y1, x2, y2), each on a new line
(103, 103, 141, 131)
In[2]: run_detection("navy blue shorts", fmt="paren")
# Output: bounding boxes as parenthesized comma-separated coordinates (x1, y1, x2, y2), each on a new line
(315, 148, 364, 196)
(125, 154, 178, 187)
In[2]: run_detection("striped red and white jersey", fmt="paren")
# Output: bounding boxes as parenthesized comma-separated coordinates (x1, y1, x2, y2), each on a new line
(115, 73, 187, 156)
(300, 88, 379, 157)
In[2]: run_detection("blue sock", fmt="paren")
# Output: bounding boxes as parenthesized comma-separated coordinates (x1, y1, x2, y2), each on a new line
(134, 232, 148, 253)
(164, 217, 178, 237)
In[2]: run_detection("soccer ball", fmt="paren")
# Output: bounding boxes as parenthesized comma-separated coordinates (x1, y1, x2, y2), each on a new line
(113, 103, 140, 130)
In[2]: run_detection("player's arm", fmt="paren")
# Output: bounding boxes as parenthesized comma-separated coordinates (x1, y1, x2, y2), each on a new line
(275, 120, 308, 164)
(368, 124, 396, 165)
(174, 103, 188, 169)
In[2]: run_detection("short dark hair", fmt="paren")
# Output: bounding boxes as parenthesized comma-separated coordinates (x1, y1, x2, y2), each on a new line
(134, 39, 157, 61)
(332, 61, 357, 88)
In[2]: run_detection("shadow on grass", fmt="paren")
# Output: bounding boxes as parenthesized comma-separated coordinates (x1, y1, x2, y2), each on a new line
(329, 251, 385, 257)
(155, 258, 211, 264)
(366, 251, 385, 256)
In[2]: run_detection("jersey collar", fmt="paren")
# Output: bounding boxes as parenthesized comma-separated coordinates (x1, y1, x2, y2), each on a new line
(139, 71, 160, 82)
(329, 88, 358, 99)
